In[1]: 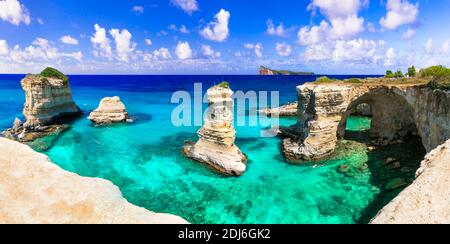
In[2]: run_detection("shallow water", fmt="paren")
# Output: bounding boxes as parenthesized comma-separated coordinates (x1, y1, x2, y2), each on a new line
(0, 74, 424, 224)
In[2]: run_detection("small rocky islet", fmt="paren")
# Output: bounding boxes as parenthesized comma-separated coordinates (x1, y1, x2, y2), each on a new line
(0, 67, 449, 224)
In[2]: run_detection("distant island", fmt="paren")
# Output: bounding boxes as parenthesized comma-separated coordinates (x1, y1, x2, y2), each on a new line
(259, 66, 315, 75)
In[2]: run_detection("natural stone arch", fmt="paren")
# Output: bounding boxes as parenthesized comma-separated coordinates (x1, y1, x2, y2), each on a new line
(336, 88, 418, 143)
(282, 84, 450, 163)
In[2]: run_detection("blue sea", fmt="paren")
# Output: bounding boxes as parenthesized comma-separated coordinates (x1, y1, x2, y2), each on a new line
(0, 74, 424, 224)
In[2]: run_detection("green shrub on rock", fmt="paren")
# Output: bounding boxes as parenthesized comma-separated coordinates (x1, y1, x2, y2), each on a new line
(419, 65, 449, 77)
(428, 72, 450, 91)
(217, 81, 230, 89)
(314, 76, 336, 84)
(40, 67, 69, 83)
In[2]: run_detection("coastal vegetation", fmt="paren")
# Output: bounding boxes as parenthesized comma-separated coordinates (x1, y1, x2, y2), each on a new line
(217, 81, 230, 89)
(40, 67, 69, 83)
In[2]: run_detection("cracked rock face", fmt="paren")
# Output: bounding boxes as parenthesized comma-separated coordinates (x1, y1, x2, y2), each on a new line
(282, 83, 450, 163)
(2, 74, 81, 142)
(22, 75, 81, 128)
(88, 96, 130, 125)
(183, 85, 247, 176)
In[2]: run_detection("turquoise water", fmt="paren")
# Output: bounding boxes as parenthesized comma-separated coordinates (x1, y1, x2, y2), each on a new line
(0, 75, 421, 224)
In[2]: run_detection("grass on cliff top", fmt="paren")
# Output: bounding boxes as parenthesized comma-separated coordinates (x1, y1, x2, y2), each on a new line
(40, 67, 69, 83)
(216, 81, 230, 89)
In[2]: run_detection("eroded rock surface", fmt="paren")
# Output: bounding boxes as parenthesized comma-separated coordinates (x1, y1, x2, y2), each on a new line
(0, 138, 188, 224)
(183, 84, 247, 176)
(88, 96, 130, 125)
(371, 139, 450, 224)
(282, 83, 450, 163)
(2, 72, 81, 142)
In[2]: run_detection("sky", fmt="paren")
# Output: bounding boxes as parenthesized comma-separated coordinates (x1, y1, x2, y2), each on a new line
(0, 0, 449, 74)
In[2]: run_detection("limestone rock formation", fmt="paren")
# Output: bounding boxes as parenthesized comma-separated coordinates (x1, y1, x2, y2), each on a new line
(281, 83, 450, 163)
(259, 102, 298, 117)
(88, 96, 130, 125)
(0, 138, 188, 224)
(2, 69, 81, 142)
(183, 83, 247, 176)
(371, 139, 450, 224)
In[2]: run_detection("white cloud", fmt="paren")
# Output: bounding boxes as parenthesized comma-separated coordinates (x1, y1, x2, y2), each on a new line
(442, 40, 450, 56)
(145, 39, 152, 46)
(299, 0, 365, 44)
(302, 38, 388, 64)
(298, 21, 330, 45)
(385, 47, 396, 66)
(329, 15, 365, 40)
(175, 41, 193, 60)
(402, 28, 416, 41)
(244, 43, 263, 58)
(266, 19, 285, 37)
(91, 24, 112, 58)
(179, 25, 189, 34)
(0, 40, 9, 55)
(153, 48, 171, 59)
(201, 45, 221, 59)
(169, 24, 190, 34)
(132, 6, 144, 14)
(37, 17, 44, 25)
(171, 0, 198, 15)
(380, 0, 419, 30)
(60, 35, 79, 45)
(276, 42, 292, 57)
(7, 37, 82, 64)
(200, 9, 230, 42)
(333, 39, 385, 62)
(308, 0, 366, 19)
(0, 0, 30, 25)
(425, 38, 434, 55)
(110, 29, 136, 62)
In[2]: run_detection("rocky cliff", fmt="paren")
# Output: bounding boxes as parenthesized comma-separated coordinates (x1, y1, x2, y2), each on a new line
(282, 83, 450, 163)
(0, 138, 187, 224)
(3, 71, 81, 142)
(259, 102, 298, 117)
(88, 96, 130, 125)
(371, 139, 450, 224)
(183, 83, 247, 176)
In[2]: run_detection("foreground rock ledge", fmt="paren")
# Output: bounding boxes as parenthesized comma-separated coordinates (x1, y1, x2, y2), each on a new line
(88, 96, 130, 125)
(0, 138, 187, 224)
(183, 83, 247, 176)
(371, 139, 450, 224)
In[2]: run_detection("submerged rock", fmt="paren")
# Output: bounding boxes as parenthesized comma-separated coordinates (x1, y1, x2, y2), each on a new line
(384, 178, 407, 191)
(372, 139, 450, 223)
(2, 68, 81, 142)
(259, 102, 298, 117)
(183, 82, 247, 176)
(88, 96, 130, 125)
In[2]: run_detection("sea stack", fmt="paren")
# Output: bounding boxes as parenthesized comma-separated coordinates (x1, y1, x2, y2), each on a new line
(2, 67, 81, 141)
(88, 96, 130, 125)
(183, 82, 247, 176)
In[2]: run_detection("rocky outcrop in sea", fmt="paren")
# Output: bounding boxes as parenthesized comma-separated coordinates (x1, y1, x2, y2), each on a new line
(281, 83, 450, 163)
(0, 138, 188, 224)
(183, 83, 247, 176)
(88, 96, 130, 125)
(2, 68, 81, 142)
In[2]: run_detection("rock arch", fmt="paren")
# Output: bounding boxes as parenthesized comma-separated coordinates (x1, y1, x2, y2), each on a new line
(282, 84, 450, 163)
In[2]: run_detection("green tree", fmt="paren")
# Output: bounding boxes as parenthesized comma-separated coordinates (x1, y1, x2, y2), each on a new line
(407, 66, 417, 77)
(385, 70, 394, 78)
(394, 70, 404, 78)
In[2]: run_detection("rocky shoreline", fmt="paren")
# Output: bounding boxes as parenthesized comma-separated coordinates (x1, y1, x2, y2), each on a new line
(0, 138, 188, 224)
